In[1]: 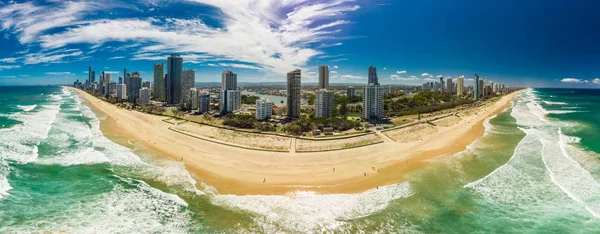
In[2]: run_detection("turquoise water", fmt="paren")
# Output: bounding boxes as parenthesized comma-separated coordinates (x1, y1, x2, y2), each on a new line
(1, 87, 599, 233)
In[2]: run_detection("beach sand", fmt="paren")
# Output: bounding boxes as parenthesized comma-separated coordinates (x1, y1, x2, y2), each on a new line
(71, 88, 522, 195)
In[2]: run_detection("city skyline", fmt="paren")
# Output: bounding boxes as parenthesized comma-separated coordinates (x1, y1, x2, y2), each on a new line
(1, 0, 600, 88)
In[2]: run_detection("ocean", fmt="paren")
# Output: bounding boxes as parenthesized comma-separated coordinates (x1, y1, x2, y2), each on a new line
(1, 86, 599, 233)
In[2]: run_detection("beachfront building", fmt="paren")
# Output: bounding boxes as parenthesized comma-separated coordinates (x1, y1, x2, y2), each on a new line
(103, 73, 112, 95)
(315, 89, 334, 118)
(126, 71, 142, 102)
(347, 86, 355, 97)
(219, 69, 240, 114)
(363, 66, 384, 120)
(474, 74, 480, 100)
(139, 87, 151, 105)
(189, 88, 199, 110)
(167, 54, 183, 105)
(286, 69, 301, 119)
(116, 84, 127, 99)
(199, 94, 210, 113)
(182, 69, 195, 101)
(108, 82, 117, 95)
(153, 62, 165, 101)
(479, 78, 484, 98)
(318, 65, 329, 89)
(457, 77, 465, 96)
(255, 99, 273, 121)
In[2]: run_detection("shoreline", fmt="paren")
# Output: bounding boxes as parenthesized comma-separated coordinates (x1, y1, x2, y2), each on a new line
(71, 87, 522, 195)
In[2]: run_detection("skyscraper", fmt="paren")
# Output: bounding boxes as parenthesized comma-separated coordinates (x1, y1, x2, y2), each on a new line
(88, 66, 92, 84)
(479, 78, 484, 98)
(139, 87, 151, 105)
(118, 77, 123, 85)
(182, 69, 196, 102)
(166, 54, 183, 105)
(362, 85, 384, 120)
(104, 73, 112, 95)
(318, 65, 329, 89)
(127, 72, 142, 102)
(221, 69, 237, 90)
(368, 66, 379, 85)
(363, 66, 384, 120)
(219, 69, 240, 114)
(153, 62, 165, 101)
(189, 88, 199, 110)
(446, 78, 453, 93)
(286, 69, 301, 119)
(439, 77, 444, 93)
(199, 94, 210, 114)
(315, 89, 334, 118)
(474, 74, 480, 100)
(90, 70, 95, 84)
(456, 77, 464, 96)
(142, 81, 151, 89)
(117, 83, 127, 99)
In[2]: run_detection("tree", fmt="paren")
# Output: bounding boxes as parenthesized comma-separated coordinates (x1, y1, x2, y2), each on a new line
(241, 95, 260, 105)
(172, 109, 181, 118)
(339, 99, 348, 118)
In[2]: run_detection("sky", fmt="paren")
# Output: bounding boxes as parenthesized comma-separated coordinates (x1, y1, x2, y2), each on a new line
(0, 0, 599, 88)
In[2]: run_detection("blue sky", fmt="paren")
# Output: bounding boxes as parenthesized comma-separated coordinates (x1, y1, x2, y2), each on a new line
(0, 0, 599, 88)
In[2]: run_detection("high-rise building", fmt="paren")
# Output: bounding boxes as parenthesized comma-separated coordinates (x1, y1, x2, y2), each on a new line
(117, 84, 127, 99)
(479, 79, 484, 98)
(142, 81, 151, 89)
(347, 86, 355, 97)
(108, 81, 116, 95)
(182, 69, 196, 102)
(286, 69, 301, 119)
(318, 65, 329, 89)
(220, 89, 241, 113)
(118, 77, 123, 85)
(456, 77, 465, 96)
(88, 66, 92, 84)
(446, 78, 453, 93)
(189, 88, 199, 110)
(139, 87, 151, 105)
(315, 89, 334, 118)
(199, 94, 210, 113)
(90, 70, 95, 84)
(363, 66, 384, 120)
(219, 69, 240, 114)
(474, 74, 480, 100)
(221, 69, 237, 90)
(439, 77, 444, 93)
(104, 73, 112, 95)
(166, 54, 183, 105)
(255, 99, 273, 121)
(362, 85, 384, 120)
(126, 72, 142, 102)
(153, 62, 165, 101)
(98, 72, 105, 95)
(368, 66, 379, 85)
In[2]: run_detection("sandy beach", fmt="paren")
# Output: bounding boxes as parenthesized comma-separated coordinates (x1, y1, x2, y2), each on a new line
(71, 88, 522, 195)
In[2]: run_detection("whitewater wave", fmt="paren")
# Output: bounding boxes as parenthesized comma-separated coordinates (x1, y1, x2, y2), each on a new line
(543, 101, 567, 105)
(466, 89, 600, 218)
(545, 110, 583, 115)
(211, 182, 413, 233)
(16, 104, 37, 112)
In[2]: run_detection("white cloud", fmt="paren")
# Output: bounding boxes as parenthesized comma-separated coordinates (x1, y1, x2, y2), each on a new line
(397, 70, 406, 74)
(390, 74, 418, 81)
(592, 78, 600, 84)
(317, 42, 343, 48)
(0, 57, 18, 63)
(340, 74, 365, 80)
(45, 72, 75, 76)
(458, 75, 465, 78)
(421, 73, 430, 77)
(436, 75, 443, 78)
(332, 65, 338, 69)
(108, 56, 125, 60)
(0, 65, 20, 70)
(23, 49, 83, 64)
(5, 0, 359, 74)
(383, 67, 387, 70)
(330, 71, 338, 74)
(560, 78, 583, 83)
(2, 75, 17, 78)
(423, 78, 436, 81)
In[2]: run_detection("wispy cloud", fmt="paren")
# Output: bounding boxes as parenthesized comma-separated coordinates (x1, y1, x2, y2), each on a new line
(421, 73, 430, 77)
(2, 0, 359, 74)
(592, 78, 600, 84)
(397, 70, 406, 74)
(108, 56, 125, 60)
(45, 72, 75, 76)
(339, 74, 365, 80)
(0, 57, 17, 63)
(0, 65, 20, 70)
